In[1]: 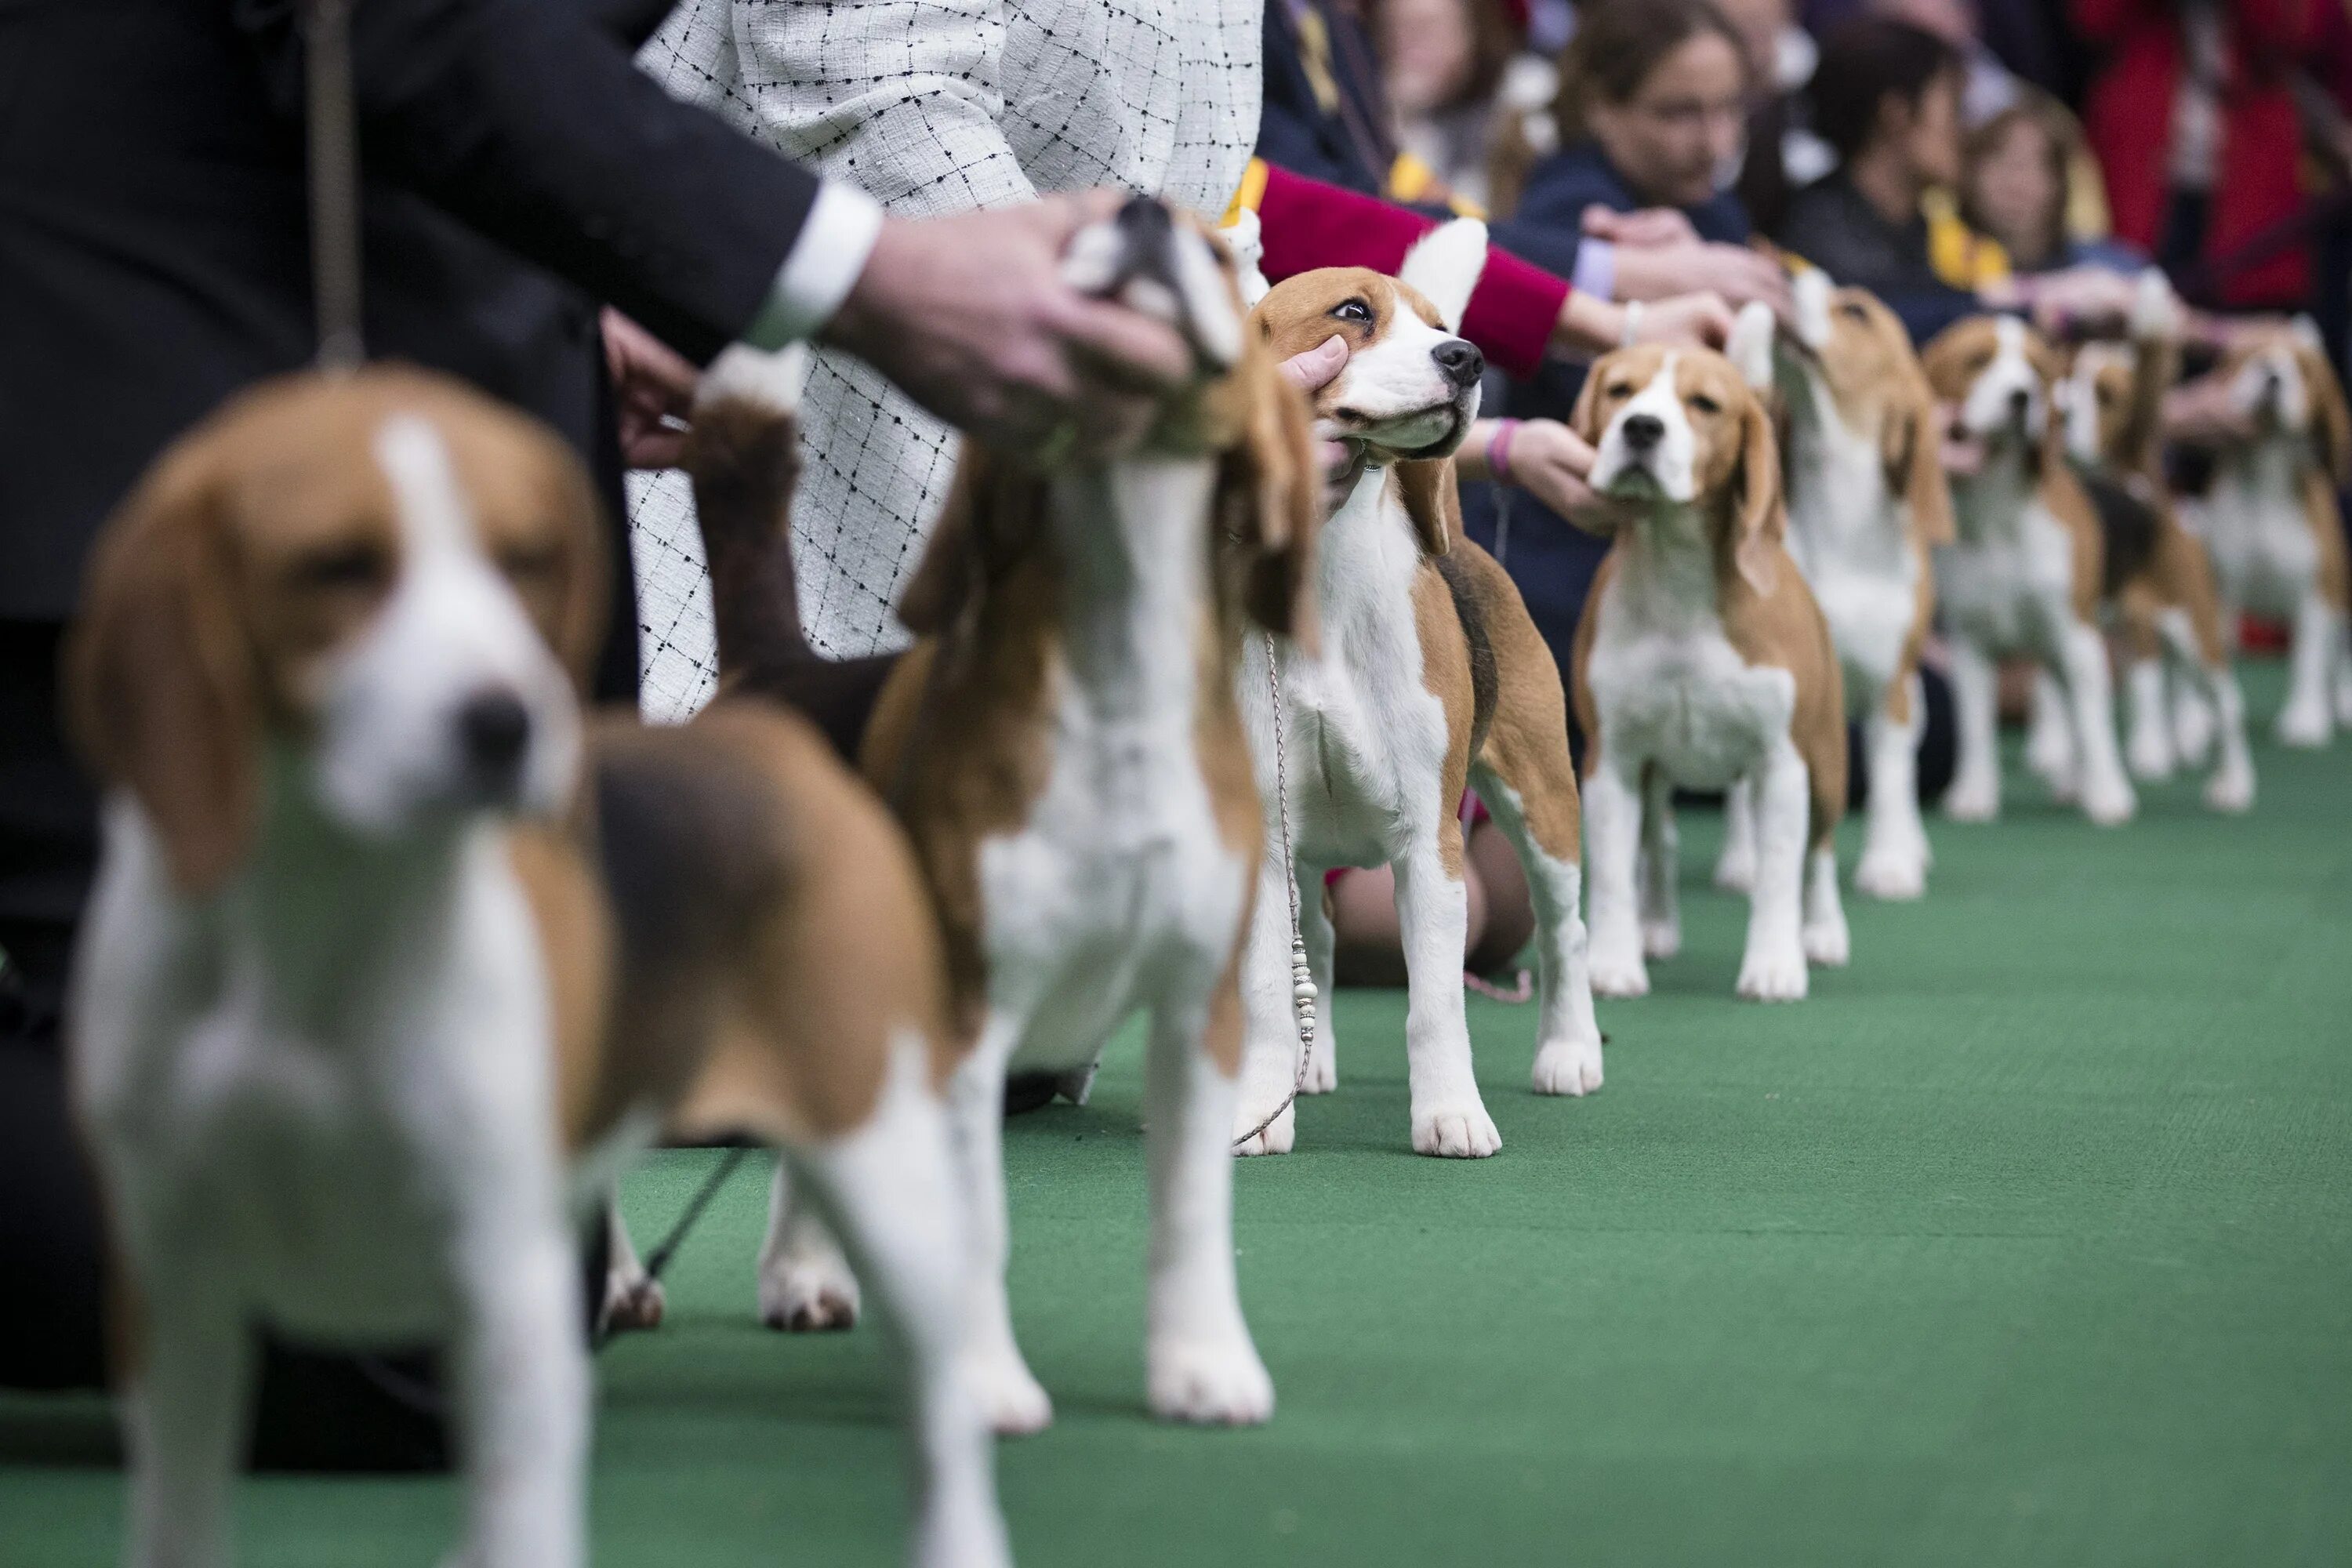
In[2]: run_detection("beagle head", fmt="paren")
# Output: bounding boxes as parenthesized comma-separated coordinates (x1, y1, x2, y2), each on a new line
(2060, 341, 2138, 467)
(2218, 321, 2352, 485)
(70, 367, 605, 894)
(900, 198, 1321, 644)
(1570, 346, 1787, 594)
(1921, 315, 2064, 474)
(1781, 273, 1956, 543)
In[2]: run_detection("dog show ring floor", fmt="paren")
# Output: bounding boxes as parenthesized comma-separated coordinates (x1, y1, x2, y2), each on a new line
(4, 665, 2349, 1566)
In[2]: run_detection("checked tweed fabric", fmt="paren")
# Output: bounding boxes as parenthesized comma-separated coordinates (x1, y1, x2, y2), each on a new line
(630, 0, 1260, 720)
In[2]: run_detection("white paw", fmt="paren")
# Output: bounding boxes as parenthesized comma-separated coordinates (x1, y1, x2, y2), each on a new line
(601, 1271, 666, 1336)
(759, 1255, 861, 1334)
(1530, 1036, 1604, 1097)
(1298, 1038, 1337, 1095)
(2128, 735, 2176, 782)
(1712, 848, 1755, 894)
(1231, 1097, 1296, 1156)
(1411, 1099, 1502, 1158)
(963, 1348, 1054, 1437)
(1853, 849, 1926, 901)
(1736, 942, 1809, 1002)
(1640, 917, 1682, 960)
(2174, 701, 2216, 764)
(1588, 944, 1650, 999)
(1943, 778, 1999, 822)
(2203, 765, 2255, 814)
(2080, 775, 2137, 826)
(1148, 1333, 1275, 1426)
(912, 1501, 1014, 1568)
(1802, 918, 1849, 968)
(2277, 705, 2332, 749)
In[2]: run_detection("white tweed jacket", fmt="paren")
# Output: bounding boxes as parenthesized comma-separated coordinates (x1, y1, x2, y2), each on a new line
(630, 0, 1261, 717)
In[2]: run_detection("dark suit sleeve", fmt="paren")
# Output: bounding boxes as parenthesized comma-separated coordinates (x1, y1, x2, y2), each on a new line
(231, 0, 820, 362)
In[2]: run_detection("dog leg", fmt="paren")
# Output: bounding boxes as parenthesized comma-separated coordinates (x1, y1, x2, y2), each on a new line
(757, 1160, 861, 1331)
(1637, 768, 1681, 960)
(797, 1044, 1012, 1568)
(2278, 590, 2336, 746)
(599, 1198, 665, 1334)
(1144, 983, 1274, 1424)
(1582, 758, 1649, 998)
(2154, 611, 2255, 813)
(1737, 740, 1810, 1002)
(449, 1224, 590, 1568)
(946, 1015, 1053, 1433)
(1855, 673, 1929, 900)
(122, 1264, 251, 1568)
(1472, 772, 1603, 1098)
(1801, 844, 1849, 967)
(2173, 597, 2228, 764)
(2124, 657, 2176, 781)
(1713, 776, 1758, 893)
(2024, 669, 2079, 800)
(1942, 638, 2002, 822)
(1233, 849, 1306, 1154)
(1393, 840, 1501, 1157)
(2056, 620, 2136, 824)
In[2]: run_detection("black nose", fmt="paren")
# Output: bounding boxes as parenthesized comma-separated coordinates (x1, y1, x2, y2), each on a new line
(1621, 412, 1665, 451)
(2007, 388, 2033, 421)
(1432, 339, 1484, 390)
(457, 689, 531, 779)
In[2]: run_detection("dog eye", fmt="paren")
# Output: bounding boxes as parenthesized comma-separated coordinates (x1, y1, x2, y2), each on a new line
(1606, 381, 1635, 399)
(1329, 298, 1374, 325)
(292, 541, 388, 593)
(1839, 301, 1871, 324)
(1690, 394, 1722, 415)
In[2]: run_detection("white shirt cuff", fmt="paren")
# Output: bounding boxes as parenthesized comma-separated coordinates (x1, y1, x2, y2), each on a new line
(1570, 238, 1617, 303)
(742, 182, 886, 349)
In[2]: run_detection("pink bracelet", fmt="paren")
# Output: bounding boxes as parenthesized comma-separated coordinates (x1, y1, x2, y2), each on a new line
(1487, 418, 1520, 483)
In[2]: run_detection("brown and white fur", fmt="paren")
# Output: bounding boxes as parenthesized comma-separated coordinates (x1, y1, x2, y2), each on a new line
(1723, 278, 1952, 900)
(855, 199, 1315, 1429)
(2045, 274, 2256, 808)
(1570, 345, 1849, 1001)
(2195, 320, 2352, 747)
(1921, 315, 2136, 825)
(1231, 220, 1605, 1159)
(66, 368, 1004, 1568)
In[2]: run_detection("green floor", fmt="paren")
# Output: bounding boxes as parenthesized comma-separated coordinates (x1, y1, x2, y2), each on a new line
(6, 665, 2350, 1566)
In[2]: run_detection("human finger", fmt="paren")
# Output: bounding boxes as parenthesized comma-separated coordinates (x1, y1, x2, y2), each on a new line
(1280, 334, 1350, 392)
(1049, 293, 1193, 392)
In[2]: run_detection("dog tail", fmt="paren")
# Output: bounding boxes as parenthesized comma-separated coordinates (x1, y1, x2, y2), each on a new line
(1729, 301, 1777, 394)
(681, 345, 812, 691)
(1399, 218, 1488, 335)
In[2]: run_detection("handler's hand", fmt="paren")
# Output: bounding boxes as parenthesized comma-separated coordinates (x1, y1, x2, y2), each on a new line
(1628, 291, 1736, 350)
(603, 308, 699, 470)
(1498, 420, 1640, 534)
(1582, 206, 1701, 249)
(1280, 333, 1362, 512)
(823, 191, 1191, 464)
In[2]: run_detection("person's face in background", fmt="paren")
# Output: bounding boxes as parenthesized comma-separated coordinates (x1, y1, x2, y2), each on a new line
(1967, 116, 2063, 266)
(1875, 0, 1980, 51)
(1709, 0, 1794, 96)
(1381, 0, 1476, 117)
(1586, 31, 1748, 208)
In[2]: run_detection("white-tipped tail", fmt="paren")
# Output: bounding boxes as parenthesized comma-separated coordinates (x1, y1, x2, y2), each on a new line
(1729, 301, 1777, 391)
(1791, 266, 1833, 350)
(697, 343, 809, 416)
(2129, 270, 2180, 343)
(1219, 209, 1272, 309)
(1399, 218, 1488, 334)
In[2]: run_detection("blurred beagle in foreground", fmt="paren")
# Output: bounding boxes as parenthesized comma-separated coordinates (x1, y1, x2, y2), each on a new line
(67, 368, 1005, 1568)
(1922, 316, 2136, 826)
(1726, 278, 1952, 901)
(1232, 221, 1605, 1160)
(1570, 343, 1850, 1002)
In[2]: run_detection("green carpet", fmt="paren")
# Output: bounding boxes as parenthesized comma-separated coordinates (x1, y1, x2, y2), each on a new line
(6, 664, 2350, 1567)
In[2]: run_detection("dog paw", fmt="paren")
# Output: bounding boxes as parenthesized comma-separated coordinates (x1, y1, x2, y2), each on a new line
(1853, 849, 1926, 901)
(2173, 700, 2216, 764)
(912, 1501, 1014, 1568)
(2080, 777, 2137, 826)
(601, 1272, 666, 1336)
(2277, 705, 2332, 750)
(2127, 734, 2176, 782)
(1588, 946, 1650, 999)
(1712, 849, 1755, 894)
(1299, 1039, 1338, 1095)
(1640, 917, 1682, 960)
(1736, 944, 1809, 1002)
(2203, 764, 2255, 814)
(1802, 917, 1849, 968)
(1232, 1098, 1296, 1156)
(1530, 1036, 1604, 1097)
(963, 1349, 1054, 1436)
(1412, 1100, 1502, 1158)
(1942, 779, 1999, 822)
(1148, 1333, 1275, 1426)
(760, 1256, 860, 1334)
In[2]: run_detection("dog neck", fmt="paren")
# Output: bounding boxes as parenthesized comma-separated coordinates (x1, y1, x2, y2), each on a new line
(1044, 455, 1220, 724)
(1612, 493, 1730, 626)
(1951, 439, 2038, 543)
(1780, 358, 1896, 553)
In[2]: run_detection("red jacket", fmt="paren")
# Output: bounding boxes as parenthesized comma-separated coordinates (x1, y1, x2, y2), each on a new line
(2074, 0, 2318, 307)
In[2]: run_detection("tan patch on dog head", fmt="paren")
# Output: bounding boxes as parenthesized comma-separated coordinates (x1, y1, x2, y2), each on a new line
(1811, 289, 1955, 546)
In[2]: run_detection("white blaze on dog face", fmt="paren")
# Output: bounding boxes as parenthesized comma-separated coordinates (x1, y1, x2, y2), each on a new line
(1064, 200, 1245, 373)
(1250, 268, 1484, 460)
(1958, 316, 2046, 443)
(2062, 343, 2132, 464)
(2226, 335, 2314, 434)
(309, 413, 582, 836)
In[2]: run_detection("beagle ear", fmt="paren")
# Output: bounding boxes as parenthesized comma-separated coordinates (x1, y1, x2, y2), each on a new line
(895, 451, 1045, 637)
(1730, 390, 1786, 597)
(543, 445, 612, 691)
(1394, 458, 1460, 559)
(65, 443, 259, 895)
(1217, 341, 1323, 649)
(1566, 361, 1613, 446)
(2303, 344, 2352, 488)
(1883, 391, 1956, 546)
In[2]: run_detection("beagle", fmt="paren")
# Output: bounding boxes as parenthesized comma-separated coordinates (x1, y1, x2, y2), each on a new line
(1723, 278, 1953, 901)
(2195, 320, 2352, 748)
(1570, 344, 1850, 1002)
(857, 198, 1313, 1428)
(1920, 315, 2136, 826)
(1231, 220, 1606, 1159)
(67, 367, 1005, 1568)
(2046, 275, 2256, 808)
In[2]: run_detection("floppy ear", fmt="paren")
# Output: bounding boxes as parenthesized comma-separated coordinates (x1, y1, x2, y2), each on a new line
(65, 443, 259, 895)
(2303, 344, 2352, 488)
(1217, 342, 1323, 648)
(1394, 458, 1459, 558)
(895, 450, 1047, 637)
(1730, 392, 1786, 596)
(1883, 390, 1956, 546)
(1566, 361, 1613, 445)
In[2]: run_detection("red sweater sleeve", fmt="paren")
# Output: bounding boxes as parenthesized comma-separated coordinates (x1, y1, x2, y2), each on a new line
(1249, 162, 1568, 379)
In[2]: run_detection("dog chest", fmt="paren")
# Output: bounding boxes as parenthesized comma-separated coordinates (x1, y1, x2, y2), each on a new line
(2206, 455, 2322, 614)
(1588, 607, 1795, 789)
(1938, 495, 2076, 654)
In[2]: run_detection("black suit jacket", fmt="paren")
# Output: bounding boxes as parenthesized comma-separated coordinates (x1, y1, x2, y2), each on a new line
(0, 0, 821, 622)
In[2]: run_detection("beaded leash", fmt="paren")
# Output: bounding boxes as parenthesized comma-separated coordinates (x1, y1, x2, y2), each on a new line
(1232, 630, 1318, 1150)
